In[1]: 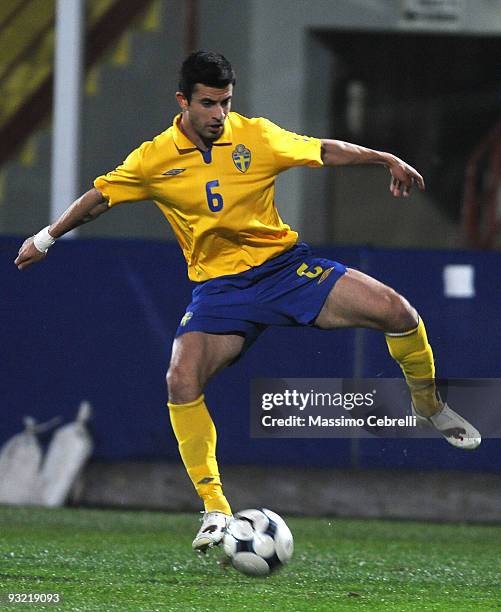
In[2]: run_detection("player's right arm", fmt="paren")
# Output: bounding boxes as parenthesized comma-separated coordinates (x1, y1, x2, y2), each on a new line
(14, 187, 108, 270)
(16, 140, 151, 270)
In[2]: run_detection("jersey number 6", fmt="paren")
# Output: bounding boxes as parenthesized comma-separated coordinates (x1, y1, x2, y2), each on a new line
(206, 180, 224, 212)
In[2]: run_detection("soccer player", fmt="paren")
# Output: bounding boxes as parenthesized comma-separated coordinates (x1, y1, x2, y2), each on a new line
(15, 51, 481, 552)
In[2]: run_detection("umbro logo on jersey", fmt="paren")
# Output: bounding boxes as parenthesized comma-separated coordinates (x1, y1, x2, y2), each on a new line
(162, 168, 186, 176)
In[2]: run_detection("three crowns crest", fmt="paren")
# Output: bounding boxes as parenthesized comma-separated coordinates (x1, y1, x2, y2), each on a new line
(232, 144, 251, 173)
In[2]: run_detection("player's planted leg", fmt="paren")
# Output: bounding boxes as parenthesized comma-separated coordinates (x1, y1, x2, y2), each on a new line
(168, 395, 232, 551)
(167, 332, 244, 551)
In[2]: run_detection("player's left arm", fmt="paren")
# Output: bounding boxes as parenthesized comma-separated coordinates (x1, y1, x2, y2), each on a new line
(320, 139, 425, 198)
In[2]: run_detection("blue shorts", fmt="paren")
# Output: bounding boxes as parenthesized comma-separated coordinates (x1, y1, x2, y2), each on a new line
(175, 243, 346, 352)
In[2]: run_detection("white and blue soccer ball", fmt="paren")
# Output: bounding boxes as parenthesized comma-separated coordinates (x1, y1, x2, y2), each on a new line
(223, 508, 294, 577)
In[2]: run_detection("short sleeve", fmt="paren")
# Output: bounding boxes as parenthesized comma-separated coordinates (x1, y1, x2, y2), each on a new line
(94, 143, 150, 207)
(261, 118, 323, 172)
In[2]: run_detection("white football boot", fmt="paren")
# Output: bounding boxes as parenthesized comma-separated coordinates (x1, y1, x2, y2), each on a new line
(412, 401, 481, 450)
(192, 511, 231, 552)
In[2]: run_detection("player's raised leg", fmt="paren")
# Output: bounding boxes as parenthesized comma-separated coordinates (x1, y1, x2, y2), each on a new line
(315, 268, 481, 449)
(167, 331, 245, 551)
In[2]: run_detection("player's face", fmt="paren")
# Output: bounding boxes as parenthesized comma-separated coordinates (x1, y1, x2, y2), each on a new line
(178, 83, 233, 144)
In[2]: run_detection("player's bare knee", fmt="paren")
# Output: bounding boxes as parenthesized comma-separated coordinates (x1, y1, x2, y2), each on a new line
(166, 365, 202, 404)
(384, 290, 417, 333)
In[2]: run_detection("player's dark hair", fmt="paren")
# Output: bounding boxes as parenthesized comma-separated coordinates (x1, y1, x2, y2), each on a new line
(179, 51, 235, 102)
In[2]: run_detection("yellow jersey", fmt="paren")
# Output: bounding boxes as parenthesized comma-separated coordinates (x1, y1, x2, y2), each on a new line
(94, 112, 323, 281)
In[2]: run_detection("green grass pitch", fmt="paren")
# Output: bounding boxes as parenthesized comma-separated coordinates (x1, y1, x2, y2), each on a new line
(0, 506, 500, 611)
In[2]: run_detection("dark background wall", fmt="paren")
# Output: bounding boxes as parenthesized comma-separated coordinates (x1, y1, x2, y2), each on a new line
(2, 236, 499, 471)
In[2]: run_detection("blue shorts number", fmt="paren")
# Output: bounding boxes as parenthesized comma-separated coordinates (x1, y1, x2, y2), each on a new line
(296, 262, 323, 278)
(206, 180, 224, 212)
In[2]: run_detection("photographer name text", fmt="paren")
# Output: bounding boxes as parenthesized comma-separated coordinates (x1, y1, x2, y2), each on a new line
(261, 414, 417, 428)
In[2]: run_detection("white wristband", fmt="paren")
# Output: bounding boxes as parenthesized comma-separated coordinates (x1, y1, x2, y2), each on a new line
(33, 226, 56, 253)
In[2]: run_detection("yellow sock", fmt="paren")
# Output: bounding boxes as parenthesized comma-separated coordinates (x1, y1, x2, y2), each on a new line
(168, 394, 231, 515)
(385, 317, 440, 416)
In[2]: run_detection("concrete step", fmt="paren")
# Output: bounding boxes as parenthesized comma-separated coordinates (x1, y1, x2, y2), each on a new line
(72, 461, 501, 523)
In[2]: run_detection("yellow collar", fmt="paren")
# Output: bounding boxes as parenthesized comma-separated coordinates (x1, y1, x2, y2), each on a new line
(172, 113, 233, 150)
